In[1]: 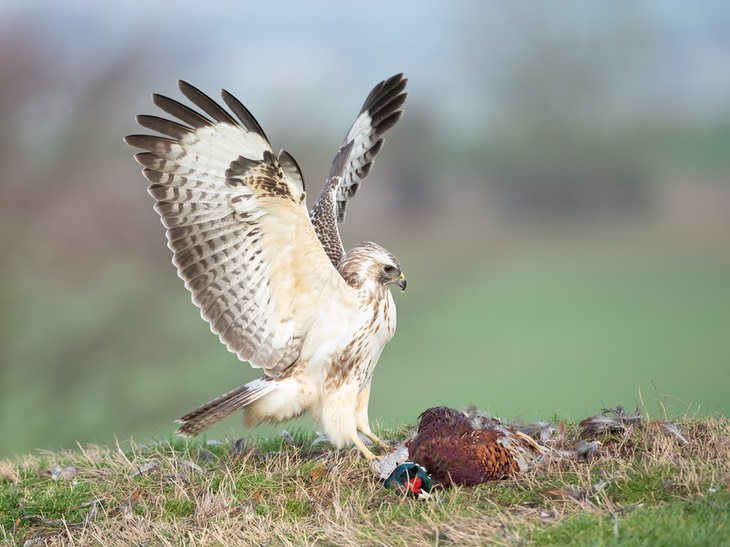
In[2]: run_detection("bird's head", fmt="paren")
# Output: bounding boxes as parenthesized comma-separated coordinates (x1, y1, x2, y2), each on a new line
(338, 241, 406, 292)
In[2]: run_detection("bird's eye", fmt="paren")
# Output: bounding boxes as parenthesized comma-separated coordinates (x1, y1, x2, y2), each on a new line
(384, 264, 395, 274)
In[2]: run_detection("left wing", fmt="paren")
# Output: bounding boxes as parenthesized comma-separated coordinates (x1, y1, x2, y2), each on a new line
(124, 81, 354, 375)
(311, 74, 407, 266)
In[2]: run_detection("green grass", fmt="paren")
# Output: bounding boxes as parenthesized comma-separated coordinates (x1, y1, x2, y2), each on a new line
(531, 495, 730, 546)
(1, 414, 727, 546)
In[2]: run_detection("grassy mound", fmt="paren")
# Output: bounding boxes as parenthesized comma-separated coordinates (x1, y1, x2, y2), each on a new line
(1, 414, 727, 546)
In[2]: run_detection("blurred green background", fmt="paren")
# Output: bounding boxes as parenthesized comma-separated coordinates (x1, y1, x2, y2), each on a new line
(1, 1, 728, 459)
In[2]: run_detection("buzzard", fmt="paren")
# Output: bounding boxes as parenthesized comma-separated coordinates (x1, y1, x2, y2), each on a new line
(124, 74, 407, 459)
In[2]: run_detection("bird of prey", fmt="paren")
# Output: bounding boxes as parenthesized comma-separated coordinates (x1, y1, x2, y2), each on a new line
(124, 74, 407, 459)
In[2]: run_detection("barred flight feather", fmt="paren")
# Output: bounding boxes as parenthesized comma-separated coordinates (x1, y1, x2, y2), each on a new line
(311, 73, 407, 268)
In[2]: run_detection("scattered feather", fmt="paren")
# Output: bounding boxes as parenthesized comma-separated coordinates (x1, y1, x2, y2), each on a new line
(544, 479, 610, 502)
(111, 489, 143, 517)
(281, 430, 296, 446)
(310, 432, 333, 449)
(175, 458, 204, 474)
(47, 465, 78, 481)
(229, 438, 250, 456)
(604, 405, 642, 425)
(370, 439, 410, 480)
(579, 405, 641, 439)
(576, 439, 602, 462)
(519, 421, 564, 443)
(205, 439, 225, 446)
(130, 461, 159, 477)
(657, 422, 689, 445)
(196, 448, 218, 464)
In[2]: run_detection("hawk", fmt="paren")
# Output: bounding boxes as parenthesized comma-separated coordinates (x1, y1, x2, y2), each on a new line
(124, 74, 408, 459)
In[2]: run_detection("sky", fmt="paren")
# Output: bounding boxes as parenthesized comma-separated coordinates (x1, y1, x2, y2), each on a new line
(1, 0, 728, 131)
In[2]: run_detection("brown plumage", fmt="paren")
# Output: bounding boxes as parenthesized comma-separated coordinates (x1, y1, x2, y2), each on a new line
(579, 405, 641, 439)
(406, 407, 545, 488)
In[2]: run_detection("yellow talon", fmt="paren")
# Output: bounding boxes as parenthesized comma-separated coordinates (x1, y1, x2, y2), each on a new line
(364, 432, 382, 446)
(353, 435, 379, 460)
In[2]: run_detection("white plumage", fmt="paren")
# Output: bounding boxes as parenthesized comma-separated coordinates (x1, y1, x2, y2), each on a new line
(125, 75, 407, 459)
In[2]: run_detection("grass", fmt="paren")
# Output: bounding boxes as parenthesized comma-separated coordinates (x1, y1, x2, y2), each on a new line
(1, 412, 727, 546)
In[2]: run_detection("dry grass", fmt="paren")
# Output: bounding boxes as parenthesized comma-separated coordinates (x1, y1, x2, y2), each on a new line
(1, 413, 728, 546)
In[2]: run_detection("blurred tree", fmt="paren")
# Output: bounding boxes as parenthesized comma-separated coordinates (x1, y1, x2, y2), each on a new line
(458, 2, 654, 220)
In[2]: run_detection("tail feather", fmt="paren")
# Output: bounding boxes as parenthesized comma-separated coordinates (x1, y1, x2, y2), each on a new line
(176, 378, 277, 437)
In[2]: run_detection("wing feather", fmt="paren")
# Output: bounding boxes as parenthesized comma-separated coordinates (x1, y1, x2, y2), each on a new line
(178, 80, 240, 126)
(135, 114, 194, 140)
(152, 93, 213, 129)
(309, 141, 354, 267)
(221, 88, 271, 144)
(125, 83, 352, 375)
(148, 183, 232, 204)
(311, 74, 407, 266)
(335, 73, 407, 222)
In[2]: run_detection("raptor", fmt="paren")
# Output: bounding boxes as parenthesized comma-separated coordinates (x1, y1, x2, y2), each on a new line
(125, 74, 407, 459)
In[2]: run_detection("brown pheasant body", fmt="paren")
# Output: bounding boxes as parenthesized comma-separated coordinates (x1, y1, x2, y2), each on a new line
(407, 407, 545, 488)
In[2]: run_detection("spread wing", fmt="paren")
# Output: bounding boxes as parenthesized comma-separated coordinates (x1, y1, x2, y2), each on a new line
(309, 141, 355, 268)
(311, 74, 407, 266)
(124, 81, 351, 375)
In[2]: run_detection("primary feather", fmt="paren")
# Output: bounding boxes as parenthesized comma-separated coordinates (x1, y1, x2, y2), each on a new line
(311, 74, 407, 266)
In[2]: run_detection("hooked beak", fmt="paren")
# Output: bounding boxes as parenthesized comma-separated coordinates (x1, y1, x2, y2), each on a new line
(397, 272, 407, 292)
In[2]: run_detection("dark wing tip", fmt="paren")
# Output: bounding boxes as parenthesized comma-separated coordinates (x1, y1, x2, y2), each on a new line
(177, 79, 199, 99)
(331, 76, 407, 223)
(177, 80, 238, 126)
(375, 109, 404, 133)
(221, 88, 271, 145)
(135, 114, 192, 139)
(360, 73, 408, 117)
(124, 133, 174, 152)
(152, 92, 213, 129)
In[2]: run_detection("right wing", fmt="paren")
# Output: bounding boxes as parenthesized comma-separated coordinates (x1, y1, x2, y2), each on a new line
(124, 81, 352, 376)
(311, 74, 408, 266)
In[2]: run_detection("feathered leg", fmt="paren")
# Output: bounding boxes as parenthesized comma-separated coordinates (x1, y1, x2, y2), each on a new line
(355, 383, 382, 445)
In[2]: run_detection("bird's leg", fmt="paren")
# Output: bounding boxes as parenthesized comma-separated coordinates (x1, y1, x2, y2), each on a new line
(352, 433, 379, 460)
(355, 383, 382, 445)
(362, 429, 382, 445)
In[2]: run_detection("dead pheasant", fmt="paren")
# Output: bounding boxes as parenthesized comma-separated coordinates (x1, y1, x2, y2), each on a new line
(406, 406, 546, 488)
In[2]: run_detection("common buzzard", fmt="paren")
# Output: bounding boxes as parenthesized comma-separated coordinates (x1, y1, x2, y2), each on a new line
(124, 74, 407, 459)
